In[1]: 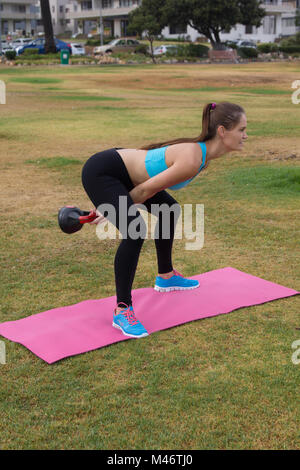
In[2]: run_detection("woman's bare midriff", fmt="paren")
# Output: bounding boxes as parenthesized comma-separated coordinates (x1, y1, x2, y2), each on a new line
(115, 149, 150, 187)
(115, 145, 203, 188)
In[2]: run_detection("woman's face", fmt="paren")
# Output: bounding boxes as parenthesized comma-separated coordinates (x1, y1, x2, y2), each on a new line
(222, 113, 248, 151)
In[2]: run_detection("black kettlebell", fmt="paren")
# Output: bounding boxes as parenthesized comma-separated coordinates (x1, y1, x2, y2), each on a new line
(58, 206, 97, 234)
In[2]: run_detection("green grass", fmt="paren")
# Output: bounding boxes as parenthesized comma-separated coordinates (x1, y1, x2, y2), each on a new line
(25, 156, 82, 168)
(248, 120, 300, 137)
(48, 94, 125, 101)
(9, 77, 63, 84)
(0, 62, 299, 450)
(215, 166, 300, 202)
(160, 87, 290, 95)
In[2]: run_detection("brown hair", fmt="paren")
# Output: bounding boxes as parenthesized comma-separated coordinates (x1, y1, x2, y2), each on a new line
(140, 102, 245, 150)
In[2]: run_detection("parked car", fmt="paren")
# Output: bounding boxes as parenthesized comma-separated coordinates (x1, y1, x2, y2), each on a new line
(93, 38, 141, 55)
(70, 43, 86, 56)
(224, 39, 239, 48)
(153, 45, 178, 56)
(0, 43, 15, 55)
(11, 38, 33, 50)
(1, 40, 12, 47)
(17, 38, 72, 55)
(236, 40, 257, 49)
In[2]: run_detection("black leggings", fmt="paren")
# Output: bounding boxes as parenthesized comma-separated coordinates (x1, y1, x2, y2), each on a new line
(81, 148, 181, 306)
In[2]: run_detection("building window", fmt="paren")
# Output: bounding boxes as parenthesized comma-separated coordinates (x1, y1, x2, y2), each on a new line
(245, 25, 257, 34)
(11, 5, 26, 13)
(60, 6, 64, 13)
(102, 0, 112, 7)
(14, 20, 26, 31)
(121, 19, 129, 35)
(119, 0, 134, 6)
(103, 20, 114, 36)
(169, 24, 187, 35)
(263, 15, 276, 34)
(81, 1, 92, 10)
(119, 0, 141, 5)
(282, 17, 296, 27)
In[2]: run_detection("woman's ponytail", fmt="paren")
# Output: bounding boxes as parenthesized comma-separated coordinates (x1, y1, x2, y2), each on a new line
(140, 102, 245, 150)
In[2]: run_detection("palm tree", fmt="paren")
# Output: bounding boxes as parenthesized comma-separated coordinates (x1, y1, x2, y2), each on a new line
(40, 0, 56, 53)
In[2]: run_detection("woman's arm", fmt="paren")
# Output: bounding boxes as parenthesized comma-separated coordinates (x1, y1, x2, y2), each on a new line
(130, 157, 201, 203)
(129, 185, 150, 204)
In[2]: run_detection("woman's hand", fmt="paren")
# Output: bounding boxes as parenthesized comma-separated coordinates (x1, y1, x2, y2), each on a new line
(88, 209, 107, 225)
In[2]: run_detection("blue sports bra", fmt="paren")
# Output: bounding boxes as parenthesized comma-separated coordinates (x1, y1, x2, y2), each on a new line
(145, 142, 206, 191)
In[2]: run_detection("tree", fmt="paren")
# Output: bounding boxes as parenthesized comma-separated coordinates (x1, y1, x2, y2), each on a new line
(40, 0, 56, 54)
(127, 0, 168, 63)
(296, 6, 300, 28)
(164, 0, 266, 49)
(237, 0, 266, 27)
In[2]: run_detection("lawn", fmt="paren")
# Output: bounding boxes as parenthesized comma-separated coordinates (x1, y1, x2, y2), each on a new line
(0, 61, 299, 450)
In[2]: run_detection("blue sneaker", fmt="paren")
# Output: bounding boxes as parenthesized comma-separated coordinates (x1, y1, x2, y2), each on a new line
(112, 303, 149, 339)
(154, 269, 199, 292)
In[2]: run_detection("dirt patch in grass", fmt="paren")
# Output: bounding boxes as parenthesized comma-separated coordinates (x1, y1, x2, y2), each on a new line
(72, 63, 297, 93)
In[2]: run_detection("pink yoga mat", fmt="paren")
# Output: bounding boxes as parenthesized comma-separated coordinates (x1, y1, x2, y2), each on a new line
(0, 267, 298, 364)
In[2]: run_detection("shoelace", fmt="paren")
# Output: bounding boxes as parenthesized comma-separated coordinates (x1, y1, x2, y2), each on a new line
(172, 269, 183, 277)
(116, 303, 138, 326)
(121, 308, 138, 326)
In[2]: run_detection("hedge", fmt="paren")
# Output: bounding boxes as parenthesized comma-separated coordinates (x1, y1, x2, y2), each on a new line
(279, 45, 300, 53)
(257, 43, 300, 54)
(134, 44, 149, 55)
(86, 37, 114, 46)
(237, 47, 258, 58)
(22, 48, 39, 56)
(175, 43, 209, 57)
(4, 50, 16, 60)
(257, 43, 279, 53)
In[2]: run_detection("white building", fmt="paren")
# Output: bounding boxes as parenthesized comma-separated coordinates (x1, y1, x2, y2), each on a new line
(0, 1, 80, 38)
(162, 0, 300, 43)
(47, 0, 77, 36)
(0, 0, 39, 36)
(65, 0, 142, 37)
(0, 0, 299, 41)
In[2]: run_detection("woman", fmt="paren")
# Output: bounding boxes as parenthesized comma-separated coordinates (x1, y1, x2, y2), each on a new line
(81, 102, 248, 339)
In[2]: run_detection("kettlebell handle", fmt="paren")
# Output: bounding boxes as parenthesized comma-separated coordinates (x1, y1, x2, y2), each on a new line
(79, 211, 97, 224)
(64, 206, 97, 224)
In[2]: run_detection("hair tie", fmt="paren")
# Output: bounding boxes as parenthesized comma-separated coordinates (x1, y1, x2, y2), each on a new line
(211, 102, 216, 110)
